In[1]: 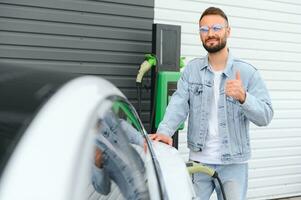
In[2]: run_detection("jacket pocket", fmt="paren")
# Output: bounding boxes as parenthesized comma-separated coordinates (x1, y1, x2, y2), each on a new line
(226, 96, 244, 155)
(226, 96, 242, 118)
(239, 115, 250, 154)
(187, 115, 203, 151)
(187, 83, 204, 150)
(188, 83, 203, 109)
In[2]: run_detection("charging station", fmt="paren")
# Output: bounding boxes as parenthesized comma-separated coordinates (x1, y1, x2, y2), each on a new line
(150, 23, 182, 149)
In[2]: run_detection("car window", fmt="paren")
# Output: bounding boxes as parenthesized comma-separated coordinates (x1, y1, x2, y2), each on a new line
(85, 98, 156, 200)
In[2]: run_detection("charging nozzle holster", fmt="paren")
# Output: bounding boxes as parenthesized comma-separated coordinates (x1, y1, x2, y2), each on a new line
(136, 54, 157, 84)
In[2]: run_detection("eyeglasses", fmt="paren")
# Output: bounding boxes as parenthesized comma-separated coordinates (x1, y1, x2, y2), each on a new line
(199, 24, 226, 34)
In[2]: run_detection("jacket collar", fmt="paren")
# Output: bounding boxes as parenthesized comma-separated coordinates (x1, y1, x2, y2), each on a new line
(200, 49, 234, 77)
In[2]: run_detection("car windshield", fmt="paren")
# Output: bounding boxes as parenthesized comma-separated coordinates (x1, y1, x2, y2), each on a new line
(0, 64, 77, 177)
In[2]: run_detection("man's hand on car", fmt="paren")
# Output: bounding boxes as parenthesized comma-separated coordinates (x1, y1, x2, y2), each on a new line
(149, 133, 173, 146)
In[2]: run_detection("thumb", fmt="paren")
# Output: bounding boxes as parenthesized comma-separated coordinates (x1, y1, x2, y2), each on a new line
(236, 71, 241, 80)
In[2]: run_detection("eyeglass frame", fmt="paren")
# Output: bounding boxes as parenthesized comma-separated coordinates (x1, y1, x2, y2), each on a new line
(199, 24, 228, 34)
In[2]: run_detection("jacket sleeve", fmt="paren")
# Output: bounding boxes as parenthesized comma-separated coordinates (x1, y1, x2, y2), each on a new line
(92, 165, 111, 195)
(157, 65, 190, 136)
(241, 70, 274, 126)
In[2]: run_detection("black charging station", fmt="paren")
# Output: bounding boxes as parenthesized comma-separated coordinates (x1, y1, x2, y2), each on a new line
(151, 23, 181, 149)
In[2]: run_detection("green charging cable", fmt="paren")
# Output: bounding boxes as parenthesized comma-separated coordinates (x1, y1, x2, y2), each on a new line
(186, 161, 227, 200)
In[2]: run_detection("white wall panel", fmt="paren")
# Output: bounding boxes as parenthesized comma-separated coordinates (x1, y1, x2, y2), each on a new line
(155, 0, 301, 199)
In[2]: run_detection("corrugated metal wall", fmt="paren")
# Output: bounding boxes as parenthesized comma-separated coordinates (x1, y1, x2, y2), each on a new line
(154, 0, 301, 199)
(0, 0, 154, 130)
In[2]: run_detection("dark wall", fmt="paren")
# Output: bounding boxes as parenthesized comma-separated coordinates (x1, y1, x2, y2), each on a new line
(0, 0, 153, 130)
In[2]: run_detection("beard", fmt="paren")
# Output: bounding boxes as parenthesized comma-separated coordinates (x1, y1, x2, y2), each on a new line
(202, 36, 227, 53)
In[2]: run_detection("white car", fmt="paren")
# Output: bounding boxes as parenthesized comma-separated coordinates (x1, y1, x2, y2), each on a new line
(0, 64, 197, 200)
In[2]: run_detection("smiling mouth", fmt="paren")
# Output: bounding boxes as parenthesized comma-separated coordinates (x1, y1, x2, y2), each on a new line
(206, 40, 218, 46)
(206, 38, 218, 43)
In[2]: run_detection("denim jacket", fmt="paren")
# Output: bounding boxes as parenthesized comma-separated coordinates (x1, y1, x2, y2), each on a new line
(157, 52, 274, 163)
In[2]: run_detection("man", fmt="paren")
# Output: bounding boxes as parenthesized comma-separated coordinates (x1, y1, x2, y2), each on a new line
(150, 7, 273, 200)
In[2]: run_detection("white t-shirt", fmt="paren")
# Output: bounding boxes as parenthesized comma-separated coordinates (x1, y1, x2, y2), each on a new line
(189, 70, 223, 164)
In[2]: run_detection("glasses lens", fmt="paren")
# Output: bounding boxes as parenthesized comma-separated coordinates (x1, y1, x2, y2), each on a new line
(212, 24, 224, 32)
(199, 26, 209, 33)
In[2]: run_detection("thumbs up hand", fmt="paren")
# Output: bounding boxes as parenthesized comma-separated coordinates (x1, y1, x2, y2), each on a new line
(225, 71, 246, 103)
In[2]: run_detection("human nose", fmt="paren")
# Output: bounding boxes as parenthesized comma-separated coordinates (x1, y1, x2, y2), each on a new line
(207, 27, 215, 36)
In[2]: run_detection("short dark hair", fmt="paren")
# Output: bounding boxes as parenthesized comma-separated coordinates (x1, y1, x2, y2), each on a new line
(199, 7, 228, 24)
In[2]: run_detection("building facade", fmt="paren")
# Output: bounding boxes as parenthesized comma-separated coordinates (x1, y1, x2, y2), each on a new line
(0, 0, 154, 130)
